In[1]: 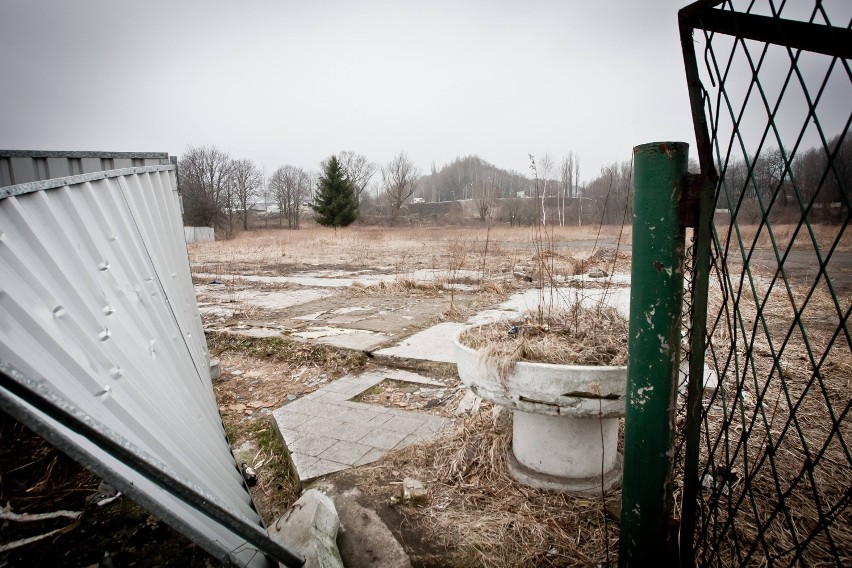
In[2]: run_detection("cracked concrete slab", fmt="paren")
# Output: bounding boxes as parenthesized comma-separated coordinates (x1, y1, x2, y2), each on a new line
(372, 322, 466, 363)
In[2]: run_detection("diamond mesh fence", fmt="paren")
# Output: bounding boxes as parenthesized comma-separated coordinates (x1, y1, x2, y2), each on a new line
(678, 1, 850, 565)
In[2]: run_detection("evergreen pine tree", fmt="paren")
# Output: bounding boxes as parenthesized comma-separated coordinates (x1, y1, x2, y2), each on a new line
(312, 155, 358, 227)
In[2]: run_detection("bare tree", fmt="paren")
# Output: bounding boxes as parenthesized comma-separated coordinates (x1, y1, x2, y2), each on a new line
(474, 176, 496, 221)
(231, 158, 262, 231)
(539, 153, 554, 226)
(559, 154, 573, 226)
(268, 167, 287, 228)
(338, 151, 376, 206)
(269, 165, 308, 229)
(382, 152, 419, 225)
(178, 145, 232, 230)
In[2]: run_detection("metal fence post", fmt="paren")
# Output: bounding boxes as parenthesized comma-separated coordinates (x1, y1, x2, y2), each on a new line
(620, 142, 688, 567)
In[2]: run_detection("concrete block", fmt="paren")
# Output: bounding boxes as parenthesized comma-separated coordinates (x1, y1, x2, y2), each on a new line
(310, 484, 413, 568)
(269, 489, 343, 568)
(209, 359, 221, 380)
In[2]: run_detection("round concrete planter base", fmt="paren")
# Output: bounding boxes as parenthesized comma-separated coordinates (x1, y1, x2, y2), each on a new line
(507, 448, 623, 494)
(454, 326, 628, 494)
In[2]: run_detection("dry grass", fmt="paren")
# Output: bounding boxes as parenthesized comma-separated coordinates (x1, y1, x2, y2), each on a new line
(460, 305, 629, 382)
(206, 333, 367, 375)
(730, 223, 852, 252)
(684, 257, 852, 565)
(187, 225, 631, 277)
(357, 411, 620, 567)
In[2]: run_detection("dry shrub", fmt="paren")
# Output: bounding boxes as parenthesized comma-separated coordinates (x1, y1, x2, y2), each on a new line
(365, 413, 619, 567)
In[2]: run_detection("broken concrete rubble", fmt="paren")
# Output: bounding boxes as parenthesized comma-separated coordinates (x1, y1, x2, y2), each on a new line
(269, 489, 343, 568)
(315, 483, 413, 568)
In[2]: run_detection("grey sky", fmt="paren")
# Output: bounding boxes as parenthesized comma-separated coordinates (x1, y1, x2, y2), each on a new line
(2, 0, 843, 182)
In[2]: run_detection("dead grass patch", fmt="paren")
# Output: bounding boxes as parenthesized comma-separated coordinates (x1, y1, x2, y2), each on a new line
(188, 225, 634, 279)
(355, 412, 619, 567)
(207, 332, 367, 374)
(682, 259, 851, 565)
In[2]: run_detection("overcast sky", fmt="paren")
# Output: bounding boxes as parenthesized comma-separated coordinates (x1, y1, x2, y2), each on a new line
(2, 0, 842, 182)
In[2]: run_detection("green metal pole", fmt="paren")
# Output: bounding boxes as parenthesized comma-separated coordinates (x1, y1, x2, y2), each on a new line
(620, 142, 688, 567)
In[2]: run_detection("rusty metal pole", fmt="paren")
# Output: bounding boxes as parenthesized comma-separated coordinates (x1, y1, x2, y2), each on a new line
(620, 142, 688, 567)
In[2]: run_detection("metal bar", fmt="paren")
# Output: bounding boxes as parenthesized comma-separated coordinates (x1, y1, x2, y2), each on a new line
(683, 8, 852, 60)
(677, 9, 720, 564)
(679, 175, 716, 566)
(0, 165, 175, 197)
(678, 8, 717, 179)
(620, 142, 688, 568)
(0, 361, 305, 568)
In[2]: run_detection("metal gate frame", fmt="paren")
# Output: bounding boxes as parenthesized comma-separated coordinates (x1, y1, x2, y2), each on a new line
(677, 1, 850, 566)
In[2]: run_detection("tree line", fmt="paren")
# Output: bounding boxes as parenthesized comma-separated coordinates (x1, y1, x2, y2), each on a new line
(179, 133, 848, 234)
(179, 146, 423, 232)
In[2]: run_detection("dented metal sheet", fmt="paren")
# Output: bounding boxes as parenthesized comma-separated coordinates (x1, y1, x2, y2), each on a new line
(0, 166, 294, 566)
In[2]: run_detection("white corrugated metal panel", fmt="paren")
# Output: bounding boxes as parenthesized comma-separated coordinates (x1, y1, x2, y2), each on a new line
(0, 151, 169, 187)
(185, 226, 215, 242)
(0, 166, 294, 567)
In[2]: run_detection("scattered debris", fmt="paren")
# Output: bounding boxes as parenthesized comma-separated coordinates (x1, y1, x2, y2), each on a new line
(0, 505, 81, 523)
(455, 391, 482, 415)
(241, 463, 258, 486)
(401, 478, 427, 504)
(96, 493, 122, 507)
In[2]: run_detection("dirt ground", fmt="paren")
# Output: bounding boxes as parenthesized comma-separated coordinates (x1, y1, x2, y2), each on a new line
(2, 223, 848, 567)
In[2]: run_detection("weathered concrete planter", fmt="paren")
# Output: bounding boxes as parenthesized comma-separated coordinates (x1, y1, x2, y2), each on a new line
(454, 326, 627, 493)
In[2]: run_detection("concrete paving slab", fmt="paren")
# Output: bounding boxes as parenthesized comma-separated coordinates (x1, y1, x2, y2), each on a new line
(373, 322, 466, 363)
(318, 441, 373, 465)
(203, 287, 336, 310)
(288, 434, 338, 456)
(375, 277, 634, 365)
(273, 367, 452, 483)
(362, 428, 408, 450)
(299, 458, 349, 481)
(330, 422, 376, 443)
(353, 448, 387, 467)
(272, 409, 312, 430)
(307, 417, 347, 435)
(380, 415, 426, 435)
(314, 330, 389, 351)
